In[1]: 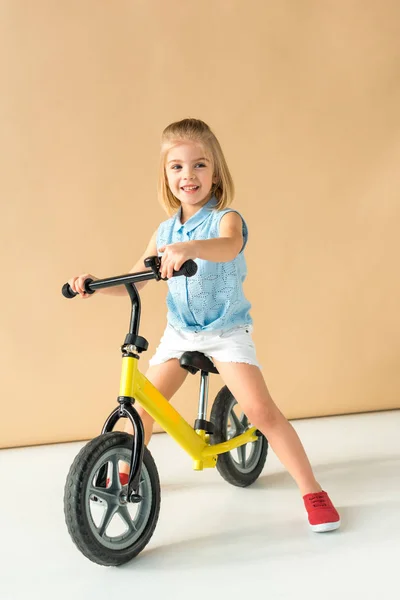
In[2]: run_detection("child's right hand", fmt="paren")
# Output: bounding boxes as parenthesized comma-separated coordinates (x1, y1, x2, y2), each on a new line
(67, 274, 98, 298)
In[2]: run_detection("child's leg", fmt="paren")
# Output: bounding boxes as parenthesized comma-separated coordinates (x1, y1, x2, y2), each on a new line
(123, 358, 188, 445)
(212, 360, 320, 496)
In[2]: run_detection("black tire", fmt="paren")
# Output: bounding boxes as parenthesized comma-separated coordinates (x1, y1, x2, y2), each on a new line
(64, 432, 160, 566)
(210, 386, 268, 487)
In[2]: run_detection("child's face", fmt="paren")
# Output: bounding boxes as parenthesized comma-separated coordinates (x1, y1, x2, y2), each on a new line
(165, 141, 216, 208)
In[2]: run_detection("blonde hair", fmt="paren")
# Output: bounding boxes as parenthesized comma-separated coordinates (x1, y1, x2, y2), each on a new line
(158, 118, 235, 215)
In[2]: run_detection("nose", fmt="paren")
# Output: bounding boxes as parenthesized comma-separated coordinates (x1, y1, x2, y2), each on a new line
(182, 166, 195, 179)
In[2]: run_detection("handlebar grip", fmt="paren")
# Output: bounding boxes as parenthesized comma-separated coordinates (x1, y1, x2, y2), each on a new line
(172, 260, 198, 278)
(61, 279, 95, 299)
(62, 283, 77, 298)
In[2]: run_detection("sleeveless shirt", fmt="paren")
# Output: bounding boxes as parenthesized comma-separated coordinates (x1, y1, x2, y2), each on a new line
(157, 196, 252, 332)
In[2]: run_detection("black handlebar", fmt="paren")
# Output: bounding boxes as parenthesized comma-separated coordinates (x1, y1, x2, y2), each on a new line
(61, 256, 198, 299)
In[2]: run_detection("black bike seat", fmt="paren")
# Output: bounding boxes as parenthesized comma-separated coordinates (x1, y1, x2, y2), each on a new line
(179, 351, 219, 375)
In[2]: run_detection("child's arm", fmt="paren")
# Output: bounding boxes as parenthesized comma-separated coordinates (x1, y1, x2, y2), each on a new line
(69, 230, 158, 298)
(193, 212, 244, 261)
(159, 212, 243, 279)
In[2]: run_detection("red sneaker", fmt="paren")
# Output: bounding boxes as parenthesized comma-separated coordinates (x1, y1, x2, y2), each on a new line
(303, 491, 341, 532)
(105, 472, 129, 487)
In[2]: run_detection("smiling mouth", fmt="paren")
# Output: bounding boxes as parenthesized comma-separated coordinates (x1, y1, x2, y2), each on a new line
(181, 185, 199, 191)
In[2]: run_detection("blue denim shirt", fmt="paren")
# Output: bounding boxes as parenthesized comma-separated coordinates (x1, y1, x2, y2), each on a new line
(157, 196, 253, 333)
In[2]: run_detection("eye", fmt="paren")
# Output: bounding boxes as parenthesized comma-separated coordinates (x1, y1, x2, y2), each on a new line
(170, 164, 182, 170)
(194, 163, 206, 168)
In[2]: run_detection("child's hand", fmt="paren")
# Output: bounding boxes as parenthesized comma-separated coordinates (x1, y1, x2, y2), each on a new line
(158, 242, 197, 279)
(68, 274, 98, 298)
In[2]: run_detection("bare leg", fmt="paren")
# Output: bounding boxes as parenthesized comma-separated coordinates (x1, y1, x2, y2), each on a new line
(213, 361, 321, 496)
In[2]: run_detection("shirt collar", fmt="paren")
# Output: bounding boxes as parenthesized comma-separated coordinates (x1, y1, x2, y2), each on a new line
(173, 196, 218, 234)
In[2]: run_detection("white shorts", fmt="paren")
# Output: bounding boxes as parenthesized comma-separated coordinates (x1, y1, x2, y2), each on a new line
(149, 324, 261, 369)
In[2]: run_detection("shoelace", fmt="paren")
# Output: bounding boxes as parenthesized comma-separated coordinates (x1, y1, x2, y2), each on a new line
(308, 493, 328, 508)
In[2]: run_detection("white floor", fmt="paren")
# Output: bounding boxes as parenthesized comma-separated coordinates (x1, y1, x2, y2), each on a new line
(1, 410, 400, 600)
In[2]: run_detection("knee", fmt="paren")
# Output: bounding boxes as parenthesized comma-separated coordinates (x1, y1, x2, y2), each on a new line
(245, 401, 280, 431)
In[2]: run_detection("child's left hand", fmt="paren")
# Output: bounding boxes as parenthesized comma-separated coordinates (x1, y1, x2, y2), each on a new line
(158, 242, 197, 279)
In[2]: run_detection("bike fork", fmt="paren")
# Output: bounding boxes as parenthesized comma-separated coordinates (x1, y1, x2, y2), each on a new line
(101, 396, 145, 503)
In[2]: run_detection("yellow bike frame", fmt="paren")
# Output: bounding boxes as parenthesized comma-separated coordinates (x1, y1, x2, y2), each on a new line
(120, 355, 259, 471)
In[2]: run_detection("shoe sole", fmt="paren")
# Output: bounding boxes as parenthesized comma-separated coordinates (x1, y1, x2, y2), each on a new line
(310, 520, 341, 533)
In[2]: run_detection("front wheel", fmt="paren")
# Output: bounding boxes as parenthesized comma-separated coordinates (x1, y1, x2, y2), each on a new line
(64, 432, 160, 566)
(210, 386, 268, 487)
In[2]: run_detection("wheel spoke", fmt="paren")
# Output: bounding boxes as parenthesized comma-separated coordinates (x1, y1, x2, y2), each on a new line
(117, 505, 137, 533)
(88, 486, 116, 504)
(110, 455, 122, 489)
(97, 503, 119, 538)
(241, 413, 249, 429)
(237, 444, 247, 468)
(229, 407, 242, 435)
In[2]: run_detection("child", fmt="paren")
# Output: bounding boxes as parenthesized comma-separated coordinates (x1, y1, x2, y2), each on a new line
(69, 118, 340, 533)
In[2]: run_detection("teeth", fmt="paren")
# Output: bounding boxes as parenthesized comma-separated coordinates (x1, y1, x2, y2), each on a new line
(182, 186, 198, 190)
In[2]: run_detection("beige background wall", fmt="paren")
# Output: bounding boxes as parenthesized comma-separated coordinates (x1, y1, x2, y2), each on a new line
(1, 1, 400, 449)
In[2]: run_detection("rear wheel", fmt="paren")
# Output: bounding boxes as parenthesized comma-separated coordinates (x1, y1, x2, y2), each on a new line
(210, 386, 268, 487)
(64, 432, 160, 566)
